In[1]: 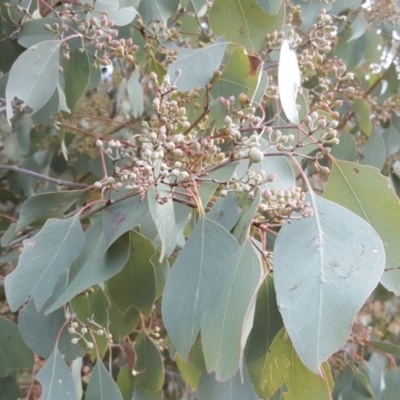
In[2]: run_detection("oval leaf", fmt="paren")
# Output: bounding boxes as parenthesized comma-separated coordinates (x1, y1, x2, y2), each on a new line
(5, 216, 85, 312)
(167, 38, 228, 92)
(274, 195, 385, 374)
(162, 217, 239, 360)
(209, 0, 285, 51)
(6, 40, 61, 123)
(0, 316, 34, 377)
(86, 361, 123, 400)
(323, 160, 400, 295)
(197, 366, 259, 400)
(36, 348, 76, 400)
(201, 239, 263, 381)
(278, 40, 301, 125)
(261, 328, 332, 399)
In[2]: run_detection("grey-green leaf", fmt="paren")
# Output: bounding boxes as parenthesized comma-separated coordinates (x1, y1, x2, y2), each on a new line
(0, 316, 34, 377)
(87, 0, 138, 26)
(102, 195, 148, 248)
(331, 132, 357, 161)
(278, 40, 300, 125)
(274, 195, 385, 374)
(6, 40, 61, 123)
(167, 38, 228, 92)
(360, 131, 386, 170)
(257, 0, 282, 15)
(45, 219, 130, 314)
(138, 0, 180, 25)
(36, 347, 76, 400)
(347, 15, 367, 43)
(162, 217, 239, 360)
(63, 49, 90, 116)
(127, 67, 144, 118)
(148, 185, 176, 261)
(201, 240, 263, 381)
(5, 216, 85, 312)
(108, 231, 157, 317)
(18, 299, 83, 363)
(197, 366, 259, 400)
(17, 190, 84, 231)
(86, 361, 123, 400)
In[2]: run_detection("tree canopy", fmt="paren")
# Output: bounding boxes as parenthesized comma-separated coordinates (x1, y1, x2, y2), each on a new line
(1, 0, 400, 399)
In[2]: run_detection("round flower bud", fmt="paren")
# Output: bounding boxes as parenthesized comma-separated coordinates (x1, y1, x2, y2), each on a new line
(248, 147, 264, 163)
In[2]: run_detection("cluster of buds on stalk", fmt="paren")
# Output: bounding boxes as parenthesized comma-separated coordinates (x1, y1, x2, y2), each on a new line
(68, 318, 113, 349)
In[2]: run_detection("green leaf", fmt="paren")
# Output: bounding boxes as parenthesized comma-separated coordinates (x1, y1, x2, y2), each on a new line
(347, 15, 367, 42)
(211, 47, 262, 104)
(175, 340, 205, 390)
(148, 184, 176, 261)
(278, 40, 301, 125)
(209, 0, 285, 51)
(364, 29, 383, 64)
(151, 253, 169, 299)
(138, 0, 180, 25)
(383, 367, 400, 400)
(257, 0, 282, 15)
(107, 302, 140, 340)
(86, 361, 123, 400)
(127, 67, 144, 118)
(364, 353, 387, 400)
(6, 40, 61, 123)
(87, 0, 138, 26)
(323, 160, 400, 295)
(236, 138, 295, 191)
(335, 30, 366, 70)
(45, 220, 130, 313)
(274, 194, 385, 374)
(167, 38, 228, 92)
(333, 368, 374, 400)
(5, 216, 85, 312)
(353, 98, 372, 136)
(36, 347, 76, 400)
(201, 239, 263, 381)
(17, 190, 85, 231)
(245, 276, 284, 398)
(360, 131, 386, 170)
(18, 299, 83, 363)
(197, 365, 259, 400)
(369, 341, 400, 357)
(382, 125, 400, 157)
(117, 365, 134, 400)
(132, 387, 162, 400)
(18, 18, 62, 48)
(331, 132, 357, 161)
(207, 192, 243, 231)
(162, 217, 239, 359)
(13, 112, 33, 154)
(292, 0, 331, 30)
(231, 191, 261, 244)
(70, 286, 110, 359)
(63, 49, 90, 117)
(0, 376, 21, 400)
(199, 161, 239, 206)
(108, 231, 157, 317)
(102, 194, 148, 248)
(261, 328, 332, 399)
(134, 334, 164, 392)
(0, 316, 34, 377)
(252, 70, 269, 105)
(181, 0, 207, 14)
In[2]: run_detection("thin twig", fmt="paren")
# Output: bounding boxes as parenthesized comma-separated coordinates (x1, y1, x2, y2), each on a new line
(0, 164, 90, 189)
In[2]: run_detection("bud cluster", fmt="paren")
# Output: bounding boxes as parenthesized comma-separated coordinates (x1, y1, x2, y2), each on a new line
(68, 318, 113, 350)
(258, 186, 313, 222)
